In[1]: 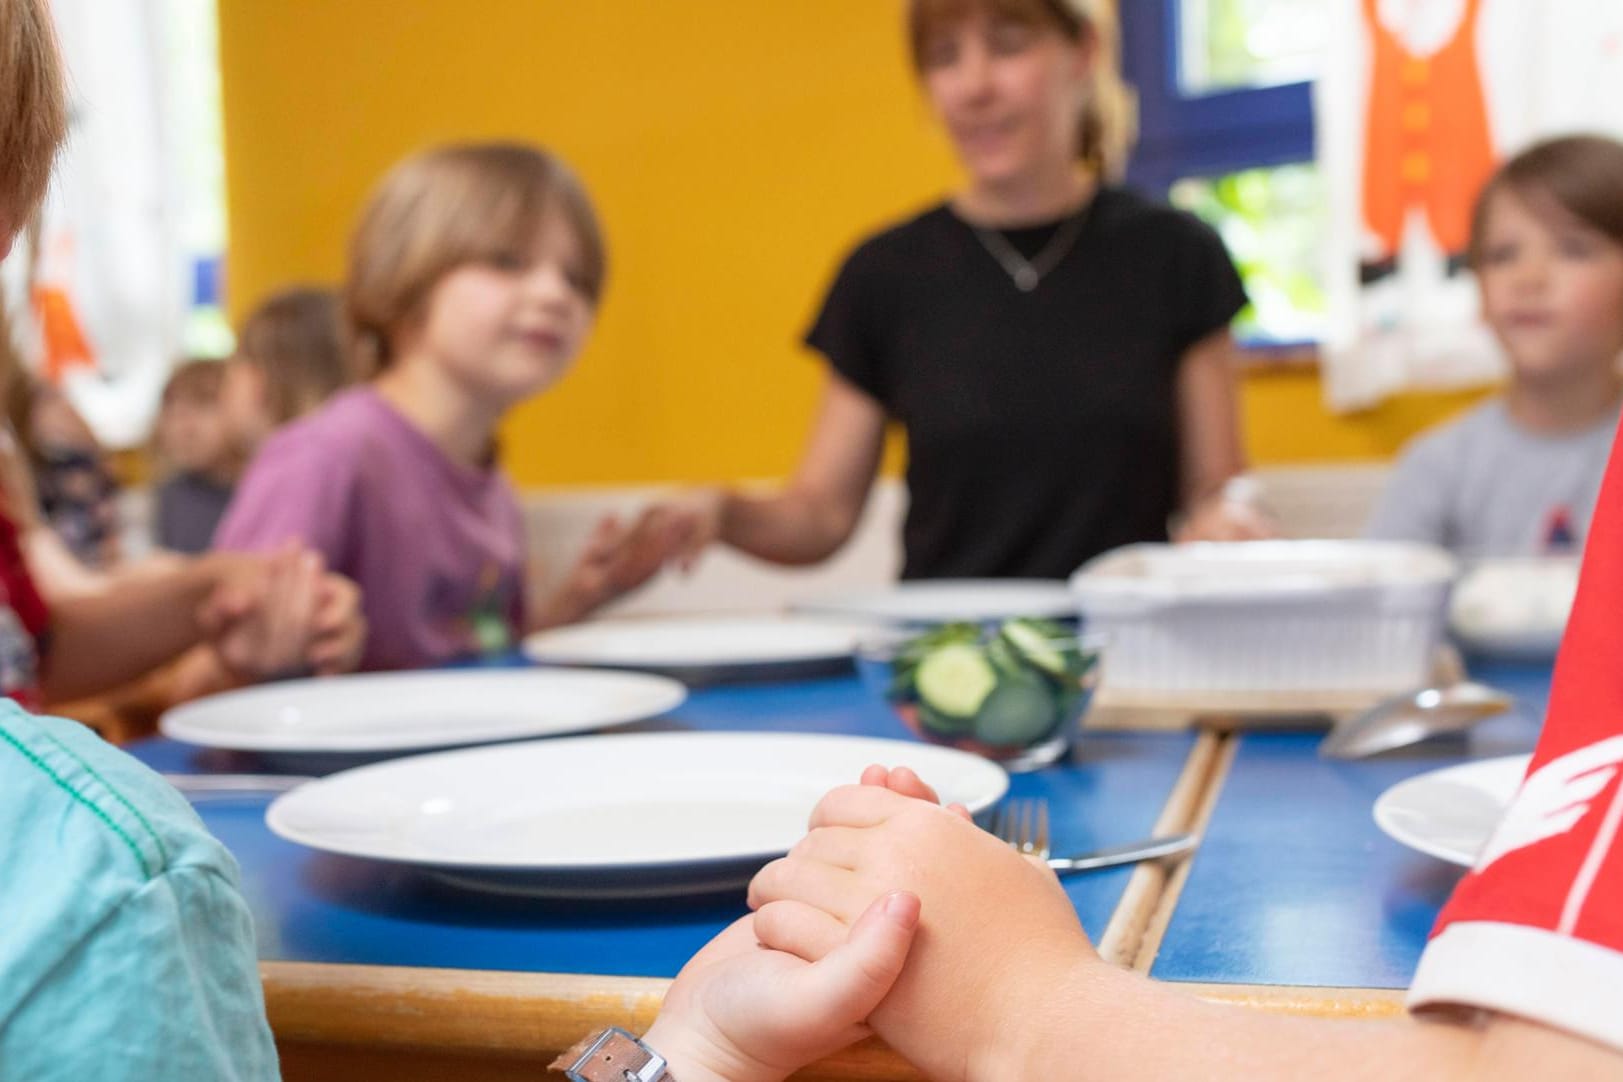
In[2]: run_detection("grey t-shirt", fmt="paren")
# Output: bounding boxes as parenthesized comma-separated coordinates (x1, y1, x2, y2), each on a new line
(1365, 398, 1620, 556)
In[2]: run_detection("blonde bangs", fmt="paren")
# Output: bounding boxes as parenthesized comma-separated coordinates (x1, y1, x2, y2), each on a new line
(345, 143, 605, 373)
(908, 0, 1080, 67)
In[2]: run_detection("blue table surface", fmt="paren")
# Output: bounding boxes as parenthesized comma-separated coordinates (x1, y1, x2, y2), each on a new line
(128, 674, 1196, 980)
(1151, 658, 1554, 988)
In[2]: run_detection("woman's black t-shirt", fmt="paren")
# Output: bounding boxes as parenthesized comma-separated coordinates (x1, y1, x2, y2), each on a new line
(804, 187, 1246, 580)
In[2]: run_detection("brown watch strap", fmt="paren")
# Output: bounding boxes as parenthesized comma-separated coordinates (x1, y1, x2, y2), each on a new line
(550, 1028, 667, 1082)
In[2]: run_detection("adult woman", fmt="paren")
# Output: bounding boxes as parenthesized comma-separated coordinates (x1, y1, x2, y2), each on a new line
(662, 0, 1265, 580)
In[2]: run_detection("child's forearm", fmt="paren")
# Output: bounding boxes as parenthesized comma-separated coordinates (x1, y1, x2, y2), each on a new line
(975, 962, 1586, 1082)
(40, 552, 246, 702)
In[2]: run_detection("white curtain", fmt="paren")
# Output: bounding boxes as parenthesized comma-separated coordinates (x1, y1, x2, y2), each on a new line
(2, 0, 225, 449)
(1316, 0, 1623, 411)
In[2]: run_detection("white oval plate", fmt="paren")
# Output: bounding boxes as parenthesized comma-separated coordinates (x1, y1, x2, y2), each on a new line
(160, 669, 687, 754)
(266, 731, 1008, 897)
(522, 616, 867, 672)
(796, 579, 1074, 625)
(1373, 754, 1529, 866)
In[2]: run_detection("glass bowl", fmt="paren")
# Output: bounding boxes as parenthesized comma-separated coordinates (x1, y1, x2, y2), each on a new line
(856, 619, 1102, 772)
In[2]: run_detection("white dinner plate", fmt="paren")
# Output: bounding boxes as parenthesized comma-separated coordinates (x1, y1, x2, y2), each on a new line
(1373, 754, 1529, 866)
(265, 731, 1009, 897)
(796, 579, 1075, 625)
(160, 669, 687, 754)
(521, 616, 867, 678)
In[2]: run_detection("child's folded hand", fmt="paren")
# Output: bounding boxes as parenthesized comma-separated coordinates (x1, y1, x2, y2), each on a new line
(748, 785, 1096, 1082)
(643, 891, 920, 1082)
(197, 544, 363, 681)
(857, 762, 973, 820)
(305, 572, 365, 675)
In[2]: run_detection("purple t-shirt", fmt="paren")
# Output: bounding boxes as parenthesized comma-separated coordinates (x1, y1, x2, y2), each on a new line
(213, 387, 527, 671)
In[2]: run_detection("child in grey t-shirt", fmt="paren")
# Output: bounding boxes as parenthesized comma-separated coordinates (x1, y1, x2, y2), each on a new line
(1366, 399, 1617, 555)
(1365, 136, 1623, 557)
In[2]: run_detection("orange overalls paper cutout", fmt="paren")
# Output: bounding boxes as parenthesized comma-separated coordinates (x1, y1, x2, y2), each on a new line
(1359, 0, 1496, 281)
(31, 285, 96, 383)
(31, 229, 97, 384)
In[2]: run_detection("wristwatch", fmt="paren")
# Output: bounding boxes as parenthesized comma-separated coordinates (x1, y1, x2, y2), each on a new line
(550, 1027, 673, 1082)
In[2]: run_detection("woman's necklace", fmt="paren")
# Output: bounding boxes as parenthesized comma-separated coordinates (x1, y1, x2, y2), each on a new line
(970, 201, 1092, 292)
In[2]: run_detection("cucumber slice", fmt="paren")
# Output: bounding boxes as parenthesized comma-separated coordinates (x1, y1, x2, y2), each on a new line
(972, 675, 1060, 747)
(917, 701, 974, 736)
(998, 619, 1071, 679)
(915, 643, 998, 718)
(985, 634, 1027, 679)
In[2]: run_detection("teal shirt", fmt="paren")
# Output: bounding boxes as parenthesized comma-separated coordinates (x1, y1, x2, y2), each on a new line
(0, 704, 279, 1080)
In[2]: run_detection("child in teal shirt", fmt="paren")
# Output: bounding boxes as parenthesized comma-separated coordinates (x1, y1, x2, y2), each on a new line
(0, 702, 278, 1080)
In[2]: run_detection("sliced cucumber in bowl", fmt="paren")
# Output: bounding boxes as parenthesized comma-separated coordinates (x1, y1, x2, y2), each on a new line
(915, 642, 998, 719)
(865, 616, 1098, 762)
(971, 673, 1059, 747)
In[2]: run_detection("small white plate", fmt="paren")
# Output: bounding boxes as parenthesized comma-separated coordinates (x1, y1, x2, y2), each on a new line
(1373, 754, 1529, 866)
(160, 669, 687, 754)
(796, 579, 1074, 625)
(521, 616, 866, 677)
(266, 731, 1008, 897)
(1449, 558, 1579, 660)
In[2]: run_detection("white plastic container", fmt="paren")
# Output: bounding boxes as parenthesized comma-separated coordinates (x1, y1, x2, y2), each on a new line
(1069, 541, 1458, 695)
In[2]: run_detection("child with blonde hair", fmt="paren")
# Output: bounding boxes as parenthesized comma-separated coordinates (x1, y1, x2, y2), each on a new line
(215, 143, 670, 670)
(1368, 135, 1623, 555)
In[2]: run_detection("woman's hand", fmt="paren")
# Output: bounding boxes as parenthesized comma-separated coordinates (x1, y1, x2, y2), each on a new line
(643, 891, 920, 1082)
(1173, 489, 1277, 543)
(652, 487, 728, 573)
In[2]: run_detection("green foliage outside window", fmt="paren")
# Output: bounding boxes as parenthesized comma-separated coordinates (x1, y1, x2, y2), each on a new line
(1170, 163, 1328, 344)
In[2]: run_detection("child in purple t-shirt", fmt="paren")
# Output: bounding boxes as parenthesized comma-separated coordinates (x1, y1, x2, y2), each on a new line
(215, 143, 672, 671)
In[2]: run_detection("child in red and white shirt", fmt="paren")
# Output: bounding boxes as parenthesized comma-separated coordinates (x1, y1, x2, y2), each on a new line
(644, 441, 1623, 1080)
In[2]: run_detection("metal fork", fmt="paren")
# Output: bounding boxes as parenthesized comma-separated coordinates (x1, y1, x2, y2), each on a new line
(990, 797, 1051, 860)
(990, 797, 1199, 874)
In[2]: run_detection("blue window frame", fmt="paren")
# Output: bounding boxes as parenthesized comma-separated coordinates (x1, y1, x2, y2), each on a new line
(1120, 0, 1316, 196)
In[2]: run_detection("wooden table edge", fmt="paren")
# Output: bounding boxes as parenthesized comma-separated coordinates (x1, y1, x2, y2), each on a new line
(261, 961, 920, 1080)
(262, 962, 1408, 1064)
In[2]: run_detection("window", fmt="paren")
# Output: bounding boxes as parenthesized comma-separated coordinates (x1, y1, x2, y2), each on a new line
(1177, 0, 1328, 95)
(1169, 163, 1326, 343)
(160, 0, 232, 358)
(1122, 0, 1327, 345)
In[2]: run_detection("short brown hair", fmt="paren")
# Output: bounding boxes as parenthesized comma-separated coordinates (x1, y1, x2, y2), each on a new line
(162, 359, 226, 407)
(1469, 135, 1623, 266)
(345, 142, 606, 374)
(237, 286, 352, 424)
(0, 0, 68, 223)
(907, 0, 1137, 179)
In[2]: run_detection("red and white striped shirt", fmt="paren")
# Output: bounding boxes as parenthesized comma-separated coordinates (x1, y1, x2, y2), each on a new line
(1409, 427, 1623, 1051)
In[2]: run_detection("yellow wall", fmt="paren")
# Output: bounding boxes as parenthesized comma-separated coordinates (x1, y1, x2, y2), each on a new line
(1241, 368, 1492, 464)
(218, 1, 1490, 486)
